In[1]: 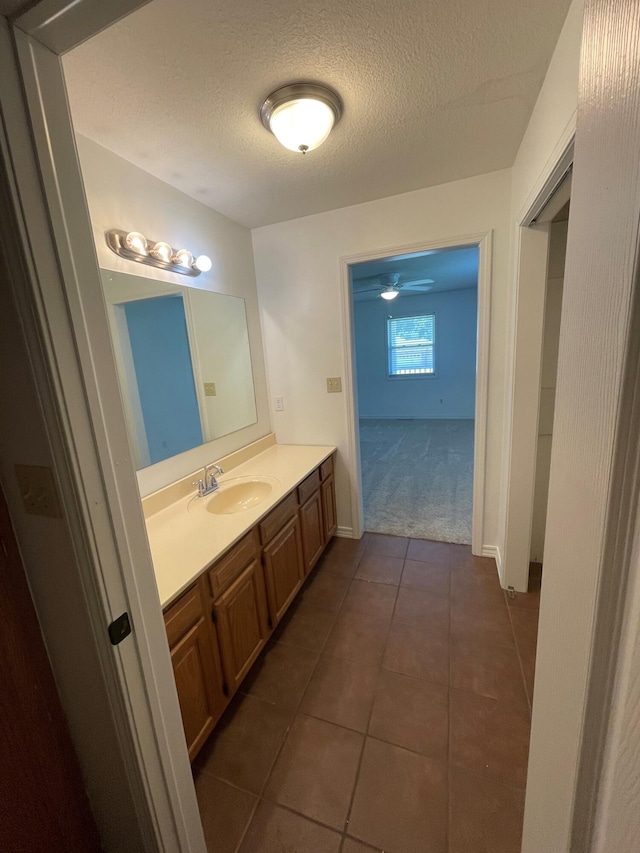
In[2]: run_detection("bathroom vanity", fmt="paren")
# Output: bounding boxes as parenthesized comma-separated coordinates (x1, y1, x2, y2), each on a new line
(142, 437, 337, 761)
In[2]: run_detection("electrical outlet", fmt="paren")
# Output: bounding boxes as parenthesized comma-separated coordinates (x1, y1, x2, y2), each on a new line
(326, 377, 342, 393)
(274, 396, 284, 411)
(204, 382, 216, 397)
(14, 464, 62, 519)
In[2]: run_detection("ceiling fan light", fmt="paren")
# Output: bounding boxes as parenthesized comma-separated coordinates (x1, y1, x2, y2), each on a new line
(380, 287, 400, 301)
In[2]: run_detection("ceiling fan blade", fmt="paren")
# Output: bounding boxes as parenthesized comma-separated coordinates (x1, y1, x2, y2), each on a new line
(353, 286, 382, 294)
(401, 278, 434, 288)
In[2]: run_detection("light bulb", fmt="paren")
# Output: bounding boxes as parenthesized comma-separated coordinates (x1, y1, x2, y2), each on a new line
(195, 255, 212, 272)
(174, 249, 194, 268)
(150, 241, 173, 263)
(380, 288, 400, 301)
(269, 98, 335, 153)
(125, 231, 148, 255)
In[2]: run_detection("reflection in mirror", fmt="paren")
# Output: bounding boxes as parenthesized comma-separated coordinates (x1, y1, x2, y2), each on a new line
(101, 270, 257, 469)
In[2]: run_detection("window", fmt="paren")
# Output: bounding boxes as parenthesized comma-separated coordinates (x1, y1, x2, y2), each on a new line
(387, 314, 435, 377)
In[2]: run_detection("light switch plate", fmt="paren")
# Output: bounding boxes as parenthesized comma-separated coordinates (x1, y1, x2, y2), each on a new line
(326, 377, 342, 393)
(14, 464, 62, 519)
(204, 382, 216, 396)
(274, 396, 284, 411)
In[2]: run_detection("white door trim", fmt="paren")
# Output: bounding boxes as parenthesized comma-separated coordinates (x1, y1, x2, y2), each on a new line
(339, 231, 492, 556)
(1, 10, 206, 853)
(501, 131, 575, 593)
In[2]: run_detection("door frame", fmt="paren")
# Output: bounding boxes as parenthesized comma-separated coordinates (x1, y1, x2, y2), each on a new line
(1, 3, 206, 851)
(339, 231, 492, 557)
(501, 133, 575, 593)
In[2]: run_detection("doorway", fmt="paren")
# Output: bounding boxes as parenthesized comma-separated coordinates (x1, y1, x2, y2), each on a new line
(342, 235, 491, 554)
(350, 246, 479, 544)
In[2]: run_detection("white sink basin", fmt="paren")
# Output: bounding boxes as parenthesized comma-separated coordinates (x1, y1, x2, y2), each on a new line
(188, 476, 279, 516)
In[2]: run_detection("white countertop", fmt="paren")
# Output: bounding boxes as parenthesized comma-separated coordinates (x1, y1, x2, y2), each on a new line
(145, 443, 335, 608)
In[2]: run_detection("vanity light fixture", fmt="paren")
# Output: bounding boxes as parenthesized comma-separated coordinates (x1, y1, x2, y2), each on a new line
(260, 82, 343, 154)
(380, 286, 400, 301)
(106, 229, 211, 277)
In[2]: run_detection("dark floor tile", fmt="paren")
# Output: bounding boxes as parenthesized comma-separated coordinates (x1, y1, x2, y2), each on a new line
(326, 536, 367, 559)
(341, 578, 398, 622)
(264, 715, 363, 830)
(383, 619, 450, 686)
(195, 694, 292, 794)
(272, 600, 338, 651)
(451, 570, 506, 611)
(451, 638, 528, 708)
(194, 773, 256, 853)
(511, 608, 539, 706)
(449, 766, 525, 853)
(300, 655, 379, 732)
(341, 838, 384, 853)
(364, 533, 409, 559)
(324, 611, 389, 665)
(400, 559, 450, 598)
(237, 801, 342, 853)
(393, 585, 450, 626)
(450, 602, 515, 648)
(368, 670, 448, 761)
(342, 839, 382, 853)
(506, 575, 541, 610)
(449, 546, 497, 574)
(242, 642, 319, 710)
(355, 553, 404, 585)
(348, 738, 448, 853)
(316, 549, 361, 578)
(407, 538, 455, 565)
(450, 689, 530, 787)
(297, 571, 350, 612)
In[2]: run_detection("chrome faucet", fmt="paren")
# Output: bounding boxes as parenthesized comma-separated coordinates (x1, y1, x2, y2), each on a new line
(193, 463, 224, 497)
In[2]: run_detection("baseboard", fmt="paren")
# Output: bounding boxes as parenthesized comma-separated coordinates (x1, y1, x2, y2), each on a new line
(481, 544, 504, 585)
(336, 526, 354, 538)
(359, 415, 475, 421)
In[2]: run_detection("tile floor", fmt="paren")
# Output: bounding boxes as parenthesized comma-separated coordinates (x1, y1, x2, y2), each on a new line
(193, 534, 541, 853)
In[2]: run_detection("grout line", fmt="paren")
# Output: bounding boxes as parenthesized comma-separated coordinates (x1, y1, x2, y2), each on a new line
(232, 556, 358, 852)
(340, 579, 400, 840)
(504, 592, 534, 715)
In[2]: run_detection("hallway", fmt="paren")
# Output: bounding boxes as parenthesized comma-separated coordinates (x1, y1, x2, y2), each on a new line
(192, 534, 539, 852)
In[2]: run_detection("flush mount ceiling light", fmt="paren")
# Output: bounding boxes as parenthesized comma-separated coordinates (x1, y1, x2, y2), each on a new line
(106, 230, 211, 277)
(380, 286, 400, 301)
(260, 83, 343, 154)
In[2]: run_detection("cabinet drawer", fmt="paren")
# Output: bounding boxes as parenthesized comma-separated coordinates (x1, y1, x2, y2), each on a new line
(208, 529, 259, 597)
(297, 468, 321, 505)
(259, 491, 297, 544)
(320, 455, 334, 482)
(164, 583, 203, 649)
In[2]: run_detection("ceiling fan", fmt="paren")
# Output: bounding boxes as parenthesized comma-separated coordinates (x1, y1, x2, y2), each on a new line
(352, 272, 434, 300)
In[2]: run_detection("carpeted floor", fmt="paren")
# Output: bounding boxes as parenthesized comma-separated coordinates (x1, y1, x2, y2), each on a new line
(359, 418, 474, 544)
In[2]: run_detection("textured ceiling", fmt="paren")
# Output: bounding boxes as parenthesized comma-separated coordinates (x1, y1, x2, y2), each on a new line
(351, 246, 479, 301)
(63, 0, 572, 228)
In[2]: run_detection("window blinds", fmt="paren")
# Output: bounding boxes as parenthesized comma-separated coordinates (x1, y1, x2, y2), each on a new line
(387, 314, 435, 375)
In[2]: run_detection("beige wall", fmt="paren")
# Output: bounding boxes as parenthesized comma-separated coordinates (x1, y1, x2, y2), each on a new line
(530, 219, 567, 562)
(252, 169, 511, 547)
(75, 135, 271, 495)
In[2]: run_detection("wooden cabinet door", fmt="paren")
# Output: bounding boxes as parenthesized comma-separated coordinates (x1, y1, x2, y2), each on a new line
(170, 615, 227, 761)
(214, 560, 269, 694)
(299, 489, 324, 575)
(263, 514, 304, 626)
(165, 579, 227, 761)
(321, 473, 337, 543)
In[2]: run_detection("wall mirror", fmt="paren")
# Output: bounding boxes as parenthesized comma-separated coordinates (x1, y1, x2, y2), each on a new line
(101, 269, 257, 469)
